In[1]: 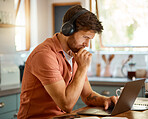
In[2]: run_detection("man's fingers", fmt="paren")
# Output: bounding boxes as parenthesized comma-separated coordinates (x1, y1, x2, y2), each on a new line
(77, 48, 91, 58)
(104, 101, 109, 110)
(104, 96, 118, 110)
(81, 50, 88, 56)
(77, 48, 85, 56)
(111, 96, 118, 104)
(84, 51, 91, 56)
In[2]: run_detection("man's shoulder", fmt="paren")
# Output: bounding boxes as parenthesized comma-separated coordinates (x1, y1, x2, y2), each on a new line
(27, 38, 58, 62)
(40, 38, 56, 51)
(33, 38, 56, 54)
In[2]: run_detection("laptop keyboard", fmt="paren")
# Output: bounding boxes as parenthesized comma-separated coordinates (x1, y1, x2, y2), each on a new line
(83, 107, 112, 115)
(93, 109, 111, 115)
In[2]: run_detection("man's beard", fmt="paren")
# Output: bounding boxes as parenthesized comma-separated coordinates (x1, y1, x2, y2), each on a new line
(67, 35, 80, 53)
(69, 45, 79, 53)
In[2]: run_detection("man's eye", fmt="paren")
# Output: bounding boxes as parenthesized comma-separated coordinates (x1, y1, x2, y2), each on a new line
(83, 36, 88, 39)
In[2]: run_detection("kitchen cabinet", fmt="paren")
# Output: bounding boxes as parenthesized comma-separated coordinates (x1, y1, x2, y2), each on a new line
(0, 93, 20, 119)
(0, 111, 17, 119)
(16, 93, 20, 112)
(91, 85, 144, 97)
(73, 97, 86, 110)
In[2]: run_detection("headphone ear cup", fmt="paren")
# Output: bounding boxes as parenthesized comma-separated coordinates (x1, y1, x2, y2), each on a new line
(61, 21, 75, 36)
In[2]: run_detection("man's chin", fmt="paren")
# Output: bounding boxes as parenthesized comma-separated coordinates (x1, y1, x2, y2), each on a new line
(72, 50, 78, 53)
(72, 48, 80, 53)
(71, 47, 85, 53)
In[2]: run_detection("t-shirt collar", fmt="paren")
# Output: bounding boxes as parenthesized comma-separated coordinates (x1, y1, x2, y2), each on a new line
(52, 33, 74, 58)
(52, 33, 64, 53)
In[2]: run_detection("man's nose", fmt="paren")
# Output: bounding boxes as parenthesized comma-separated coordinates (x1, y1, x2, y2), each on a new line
(84, 40, 90, 47)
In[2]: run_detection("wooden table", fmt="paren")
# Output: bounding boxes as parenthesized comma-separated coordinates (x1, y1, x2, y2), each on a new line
(52, 98, 148, 119)
(52, 106, 148, 119)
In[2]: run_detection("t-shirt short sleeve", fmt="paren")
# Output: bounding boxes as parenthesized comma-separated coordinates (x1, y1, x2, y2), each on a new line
(30, 50, 63, 85)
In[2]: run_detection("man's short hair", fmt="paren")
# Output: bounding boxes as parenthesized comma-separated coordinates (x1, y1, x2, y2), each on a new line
(62, 5, 103, 34)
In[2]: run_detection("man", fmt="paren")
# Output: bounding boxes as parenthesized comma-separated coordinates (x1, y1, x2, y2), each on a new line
(17, 5, 118, 119)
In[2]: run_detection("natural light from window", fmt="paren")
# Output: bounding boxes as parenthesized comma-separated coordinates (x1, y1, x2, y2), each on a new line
(15, 0, 26, 51)
(91, 0, 148, 51)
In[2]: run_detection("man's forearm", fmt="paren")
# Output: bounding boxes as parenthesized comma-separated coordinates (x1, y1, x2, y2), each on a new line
(65, 66, 88, 107)
(44, 66, 89, 113)
(82, 91, 107, 107)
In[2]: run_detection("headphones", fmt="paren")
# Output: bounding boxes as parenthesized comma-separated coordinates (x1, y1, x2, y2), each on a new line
(61, 9, 88, 36)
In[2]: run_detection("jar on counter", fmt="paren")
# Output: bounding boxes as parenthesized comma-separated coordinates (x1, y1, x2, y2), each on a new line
(127, 62, 136, 80)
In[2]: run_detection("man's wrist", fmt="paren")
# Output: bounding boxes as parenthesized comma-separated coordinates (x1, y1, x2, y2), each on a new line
(77, 65, 88, 72)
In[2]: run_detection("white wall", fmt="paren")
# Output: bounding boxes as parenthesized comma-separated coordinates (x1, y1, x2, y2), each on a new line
(36, 0, 49, 44)
(30, 0, 49, 49)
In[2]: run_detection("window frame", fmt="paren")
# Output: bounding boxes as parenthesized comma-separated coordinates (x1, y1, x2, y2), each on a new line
(15, 0, 30, 51)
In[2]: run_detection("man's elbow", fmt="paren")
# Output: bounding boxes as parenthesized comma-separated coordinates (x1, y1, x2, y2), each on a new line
(61, 103, 73, 113)
(64, 108, 72, 113)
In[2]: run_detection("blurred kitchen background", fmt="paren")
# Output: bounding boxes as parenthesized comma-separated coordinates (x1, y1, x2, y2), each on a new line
(0, 0, 148, 118)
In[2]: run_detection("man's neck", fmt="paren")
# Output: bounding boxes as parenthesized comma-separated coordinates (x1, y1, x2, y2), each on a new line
(57, 33, 71, 53)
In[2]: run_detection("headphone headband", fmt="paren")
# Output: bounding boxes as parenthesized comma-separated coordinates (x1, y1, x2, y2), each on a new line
(70, 9, 88, 23)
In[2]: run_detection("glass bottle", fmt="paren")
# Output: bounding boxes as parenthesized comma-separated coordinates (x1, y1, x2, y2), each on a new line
(127, 62, 136, 80)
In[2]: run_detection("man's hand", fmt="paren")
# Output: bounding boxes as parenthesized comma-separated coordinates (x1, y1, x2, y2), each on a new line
(104, 96, 118, 110)
(72, 48, 92, 69)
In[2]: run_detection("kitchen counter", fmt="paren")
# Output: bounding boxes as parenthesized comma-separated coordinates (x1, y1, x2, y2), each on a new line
(0, 84, 21, 97)
(88, 77, 147, 86)
(0, 77, 147, 97)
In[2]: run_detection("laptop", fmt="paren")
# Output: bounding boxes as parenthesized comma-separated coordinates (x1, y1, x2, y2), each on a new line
(77, 79, 146, 116)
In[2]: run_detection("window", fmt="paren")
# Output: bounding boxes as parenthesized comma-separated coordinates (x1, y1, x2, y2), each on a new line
(90, 0, 148, 51)
(15, 0, 30, 51)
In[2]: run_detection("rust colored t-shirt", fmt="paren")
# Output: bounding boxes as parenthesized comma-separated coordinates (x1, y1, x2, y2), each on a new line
(17, 33, 87, 119)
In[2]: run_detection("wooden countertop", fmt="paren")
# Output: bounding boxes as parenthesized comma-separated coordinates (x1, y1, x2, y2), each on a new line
(0, 84, 21, 97)
(88, 77, 147, 86)
(0, 77, 147, 97)
(52, 105, 148, 119)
